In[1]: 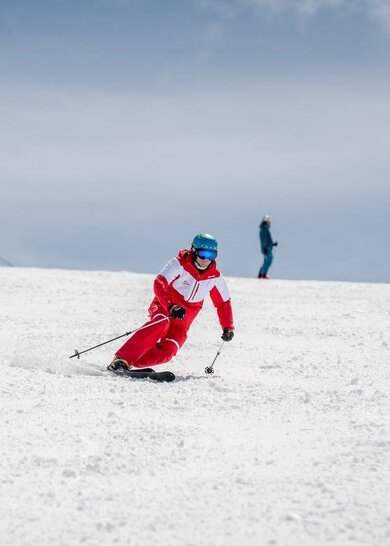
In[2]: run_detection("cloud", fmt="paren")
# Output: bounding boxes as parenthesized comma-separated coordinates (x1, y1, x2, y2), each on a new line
(367, 0, 390, 31)
(192, 0, 390, 32)
(1, 77, 389, 278)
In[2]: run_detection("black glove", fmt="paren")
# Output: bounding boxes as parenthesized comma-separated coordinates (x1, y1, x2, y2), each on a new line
(221, 329, 234, 342)
(263, 248, 268, 256)
(169, 304, 186, 320)
(273, 241, 278, 247)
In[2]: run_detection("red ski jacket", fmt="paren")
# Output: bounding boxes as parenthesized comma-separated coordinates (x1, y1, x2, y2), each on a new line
(151, 249, 234, 330)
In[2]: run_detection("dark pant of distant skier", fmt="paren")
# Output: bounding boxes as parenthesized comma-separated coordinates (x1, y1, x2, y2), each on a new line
(259, 249, 273, 277)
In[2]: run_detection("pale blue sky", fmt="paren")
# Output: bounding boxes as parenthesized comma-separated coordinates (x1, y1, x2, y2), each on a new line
(1, 0, 389, 281)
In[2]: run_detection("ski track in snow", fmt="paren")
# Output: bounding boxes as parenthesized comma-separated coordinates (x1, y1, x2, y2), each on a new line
(1, 267, 389, 546)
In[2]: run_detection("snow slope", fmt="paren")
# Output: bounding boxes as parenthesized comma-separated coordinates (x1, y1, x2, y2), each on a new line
(1, 266, 389, 546)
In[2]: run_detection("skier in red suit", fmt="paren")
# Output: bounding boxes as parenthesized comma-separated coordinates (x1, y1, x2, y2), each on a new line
(108, 233, 234, 371)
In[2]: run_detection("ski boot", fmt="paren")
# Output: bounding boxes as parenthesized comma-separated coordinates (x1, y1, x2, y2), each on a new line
(107, 359, 156, 375)
(107, 358, 131, 373)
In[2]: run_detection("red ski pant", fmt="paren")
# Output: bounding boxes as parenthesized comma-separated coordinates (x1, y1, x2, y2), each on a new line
(115, 303, 200, 368)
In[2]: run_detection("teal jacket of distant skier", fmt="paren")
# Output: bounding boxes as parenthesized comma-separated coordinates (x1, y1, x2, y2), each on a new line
(259, 221, 274, 254)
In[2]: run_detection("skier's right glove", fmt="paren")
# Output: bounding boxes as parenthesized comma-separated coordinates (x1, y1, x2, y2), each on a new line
(221, 329, 234, 342)
(273, 241, 278, 247)
(169, 304, 186, 320)
(263, 249, 268, 255)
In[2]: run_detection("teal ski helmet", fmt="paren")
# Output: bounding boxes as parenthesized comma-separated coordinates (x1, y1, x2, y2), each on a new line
(191, 233, 218, 261)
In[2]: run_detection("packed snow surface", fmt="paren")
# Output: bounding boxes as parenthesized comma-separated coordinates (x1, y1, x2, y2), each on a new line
(1, 266, 389, 546)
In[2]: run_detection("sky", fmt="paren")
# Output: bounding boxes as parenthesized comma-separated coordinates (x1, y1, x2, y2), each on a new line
(0, 0, 389, 282)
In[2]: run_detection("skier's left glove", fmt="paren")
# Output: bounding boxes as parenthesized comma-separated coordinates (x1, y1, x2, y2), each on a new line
(169, 304, 186, 320)
(273, 241, 278, 247)
(221, 329, 234, 342)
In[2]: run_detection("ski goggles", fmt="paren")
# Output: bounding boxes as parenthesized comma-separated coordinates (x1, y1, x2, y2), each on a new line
(195, 248, 217, 261)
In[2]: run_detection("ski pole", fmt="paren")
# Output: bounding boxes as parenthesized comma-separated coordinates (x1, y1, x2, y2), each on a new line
(205, 341, 225, 375)
(69, 315, 170, 359)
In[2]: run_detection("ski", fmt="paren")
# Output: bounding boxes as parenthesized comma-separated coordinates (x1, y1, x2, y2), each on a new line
(108, 367, 175, 382)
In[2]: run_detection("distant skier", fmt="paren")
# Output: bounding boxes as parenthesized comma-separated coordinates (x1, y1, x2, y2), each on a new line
(258, 215, 278, 279)
(108, 234, 235, 371)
